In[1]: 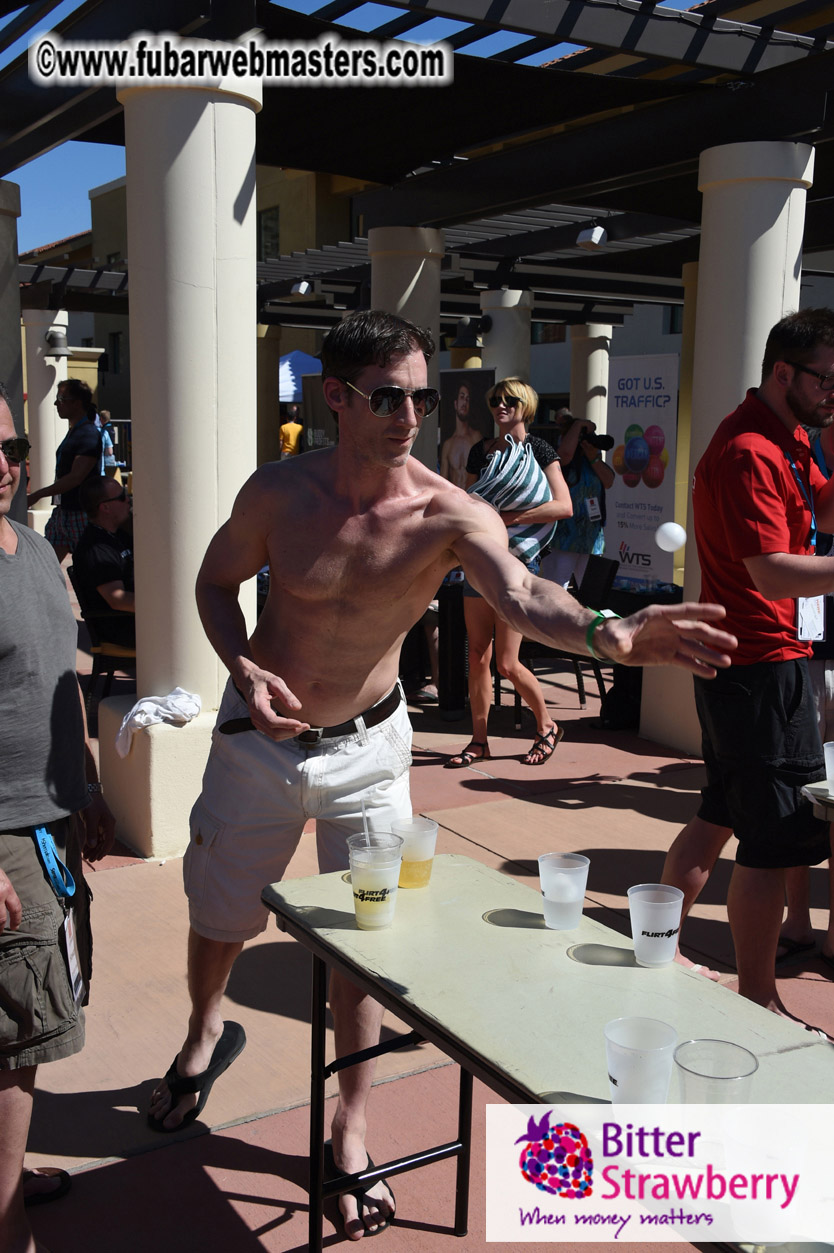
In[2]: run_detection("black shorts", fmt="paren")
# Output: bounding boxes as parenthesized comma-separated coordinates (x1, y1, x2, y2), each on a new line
(695, 658, 829, 869)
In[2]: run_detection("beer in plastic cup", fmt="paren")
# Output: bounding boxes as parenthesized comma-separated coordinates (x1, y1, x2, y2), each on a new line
(604, 1016, 677, 1103)
(346, 833, 403, 930)
(627, 883, 683, 967)
(391, 817, 438, 888)
(538, 852, 590, 930)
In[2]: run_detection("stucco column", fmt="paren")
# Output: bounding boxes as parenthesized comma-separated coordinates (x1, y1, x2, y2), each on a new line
(569, 323, 612, 430)
(368, 225, 444, 470)
(99, 72, 262, 858)
(22, 309, 67, 535)
(479, 290, 532, 394)
(0, 181, 26, 524)
(640, 141, 814, 752)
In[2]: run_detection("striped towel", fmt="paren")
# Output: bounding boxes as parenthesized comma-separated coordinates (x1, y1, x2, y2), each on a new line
(467, 435, 557, 565)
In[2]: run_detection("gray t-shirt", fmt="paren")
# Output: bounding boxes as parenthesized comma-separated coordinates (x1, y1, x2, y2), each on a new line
(0, 521, 87, 827)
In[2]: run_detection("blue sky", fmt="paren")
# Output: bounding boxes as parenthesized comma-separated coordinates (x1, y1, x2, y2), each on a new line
(5, 0, 697, 254)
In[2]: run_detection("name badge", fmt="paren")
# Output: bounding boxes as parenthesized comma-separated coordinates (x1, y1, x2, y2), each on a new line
(63, 910, 85, 1006)
(585, 496, 602, 523)
(797, 596, 825, 641)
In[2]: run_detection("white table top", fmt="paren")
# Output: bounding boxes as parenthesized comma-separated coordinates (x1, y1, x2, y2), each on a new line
(263, 854, 833, 1104)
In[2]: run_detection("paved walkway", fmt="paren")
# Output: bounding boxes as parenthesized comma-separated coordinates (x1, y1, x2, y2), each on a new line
(27, 641, 834, 1251)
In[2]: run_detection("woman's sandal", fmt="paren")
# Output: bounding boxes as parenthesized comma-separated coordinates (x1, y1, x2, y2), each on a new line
(524, 725, 564, 766)
(444, 740, 490, 769)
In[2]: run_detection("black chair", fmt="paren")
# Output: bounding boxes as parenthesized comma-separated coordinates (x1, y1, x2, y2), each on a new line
(493, 555, 619, 729)
(67, 566, 137, 717)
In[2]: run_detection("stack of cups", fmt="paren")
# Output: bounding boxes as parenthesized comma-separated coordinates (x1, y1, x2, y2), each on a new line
(346, 833, 403, 930)
(627, 883, 683, 967)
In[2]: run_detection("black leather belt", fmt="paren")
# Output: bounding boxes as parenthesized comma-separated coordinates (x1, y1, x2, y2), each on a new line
(218, 685, 401, 744)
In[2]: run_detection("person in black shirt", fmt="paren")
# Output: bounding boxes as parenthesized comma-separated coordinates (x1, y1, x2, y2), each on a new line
(73, 477, 135, 648)
(28, 378, 102, 560)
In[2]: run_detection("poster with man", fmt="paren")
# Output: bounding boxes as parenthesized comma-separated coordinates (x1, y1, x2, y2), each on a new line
(603, 354, 680, 586)
(439, 369, 494, 485)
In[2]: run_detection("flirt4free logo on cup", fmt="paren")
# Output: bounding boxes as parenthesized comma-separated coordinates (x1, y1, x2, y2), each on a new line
(486, 1105, 832, 1242)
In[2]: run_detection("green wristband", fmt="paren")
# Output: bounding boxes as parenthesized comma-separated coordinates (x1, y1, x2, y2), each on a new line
(586, 612, 620, 661)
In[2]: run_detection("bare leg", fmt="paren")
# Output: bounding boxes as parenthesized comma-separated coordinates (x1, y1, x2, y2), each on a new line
(661, 814, 732, 980)
(0, 1067, 37, 1253)
(444, 597, 495, 764)
(493, 619, 557, 762)
(329, 972, 395, 1240)
(780, 866, 815, 954)
(728, 864, 789, 1012)
(148, 927, 244, 1130)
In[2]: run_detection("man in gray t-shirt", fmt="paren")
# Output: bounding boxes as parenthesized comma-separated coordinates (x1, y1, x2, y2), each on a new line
(0, 382, 115, 1248)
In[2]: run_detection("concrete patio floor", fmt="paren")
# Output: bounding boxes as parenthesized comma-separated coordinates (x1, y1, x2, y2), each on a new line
(26, 631, 834, 1252)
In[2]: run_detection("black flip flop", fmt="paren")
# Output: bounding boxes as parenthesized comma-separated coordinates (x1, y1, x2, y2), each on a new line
(323, 1141, 396, 1237)
(147, 1020, 246, 1133)
(23, 1168, 72, 1208)
(774, 937, 816, 968)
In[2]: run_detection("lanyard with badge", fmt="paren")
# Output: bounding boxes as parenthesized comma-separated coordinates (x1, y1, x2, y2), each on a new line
(33, 825, 85, 1006)
(785, 455, 824, 641)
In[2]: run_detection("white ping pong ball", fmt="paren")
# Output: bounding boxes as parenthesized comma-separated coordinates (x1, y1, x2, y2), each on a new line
(655, 522, 687, 552)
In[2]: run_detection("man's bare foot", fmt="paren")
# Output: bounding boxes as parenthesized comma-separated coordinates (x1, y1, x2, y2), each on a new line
(674, 952, 722, 982)
(147, 1023, 223, 1131)
(329, 1132, 395, 1241)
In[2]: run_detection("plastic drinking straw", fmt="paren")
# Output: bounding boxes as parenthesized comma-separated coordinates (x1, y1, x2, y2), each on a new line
(360, 798, 371, 845)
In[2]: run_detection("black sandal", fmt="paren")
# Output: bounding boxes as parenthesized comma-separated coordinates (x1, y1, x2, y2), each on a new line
(444, 740, 490, 769)
(524, 726, 564, 765)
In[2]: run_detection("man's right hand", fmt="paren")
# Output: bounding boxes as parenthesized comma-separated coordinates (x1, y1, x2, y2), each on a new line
(236, 663, 311, 741)
(0, 867, 22, 933)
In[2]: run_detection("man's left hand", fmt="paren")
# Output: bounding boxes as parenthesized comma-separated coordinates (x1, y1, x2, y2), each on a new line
(82, 793, 116, 861)
(596, 603, 737, 676)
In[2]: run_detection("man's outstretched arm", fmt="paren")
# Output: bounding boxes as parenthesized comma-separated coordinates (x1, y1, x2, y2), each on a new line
(453, 517, 736, 677)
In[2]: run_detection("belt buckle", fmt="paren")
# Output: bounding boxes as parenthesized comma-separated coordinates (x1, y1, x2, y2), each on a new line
(299, 726, 324, 745)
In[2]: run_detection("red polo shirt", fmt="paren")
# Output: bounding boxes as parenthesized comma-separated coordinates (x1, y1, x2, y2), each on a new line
(693, 389, 827, 665)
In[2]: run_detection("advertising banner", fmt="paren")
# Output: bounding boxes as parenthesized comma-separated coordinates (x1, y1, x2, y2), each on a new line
(487, 1104, 833, 1243)
(603, 355, 679, 586)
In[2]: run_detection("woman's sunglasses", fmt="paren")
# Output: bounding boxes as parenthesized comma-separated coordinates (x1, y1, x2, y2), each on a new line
(488, 395, 520, 409)
(342, 379, 440, 418)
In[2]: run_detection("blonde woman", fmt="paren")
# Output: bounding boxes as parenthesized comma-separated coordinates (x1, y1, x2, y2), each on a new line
(446, 378, 573, 768)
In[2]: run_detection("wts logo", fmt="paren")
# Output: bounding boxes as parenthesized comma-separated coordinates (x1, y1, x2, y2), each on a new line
(516, 1111, 594, 1199)
(619, 541, 651, 567)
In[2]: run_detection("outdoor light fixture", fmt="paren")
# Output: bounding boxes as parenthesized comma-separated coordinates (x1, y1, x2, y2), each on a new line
(44, 327, 71, 358)
(291, 279, 312, 295)
(576, 225, 607, 251)
(450, 316, 482, 350)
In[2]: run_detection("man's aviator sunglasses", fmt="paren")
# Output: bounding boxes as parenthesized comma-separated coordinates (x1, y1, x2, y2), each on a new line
(1, 437, 31, 463)
(342, 378, 440, 418)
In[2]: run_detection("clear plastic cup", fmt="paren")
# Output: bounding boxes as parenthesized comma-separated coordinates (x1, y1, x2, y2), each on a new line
(346, 833, 403, 930)
(604, 1016, 677, 1104)
(390, 817, 438, 888)
(674, 1038, 759, 1103)
(627, 883, 684, 967)
(538, 853, 590, 930)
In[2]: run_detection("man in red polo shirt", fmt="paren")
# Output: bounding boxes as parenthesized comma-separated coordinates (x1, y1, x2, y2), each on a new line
(662, 308, 834, 1019)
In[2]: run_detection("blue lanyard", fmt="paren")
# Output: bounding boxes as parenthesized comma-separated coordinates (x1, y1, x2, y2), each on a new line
(786, 455, 817, 552)
(33, 826, 76, 899)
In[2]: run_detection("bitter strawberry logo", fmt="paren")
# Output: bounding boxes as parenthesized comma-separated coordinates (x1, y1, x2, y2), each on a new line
(516, 1112, 593, 1199)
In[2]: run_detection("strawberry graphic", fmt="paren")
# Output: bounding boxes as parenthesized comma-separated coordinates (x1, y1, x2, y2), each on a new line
(517, 1117, 594, 1199)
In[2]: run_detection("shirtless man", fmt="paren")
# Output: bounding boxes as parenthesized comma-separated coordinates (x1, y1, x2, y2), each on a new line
(440, 380, 478, 486)
(148, 310, 736, 1239)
